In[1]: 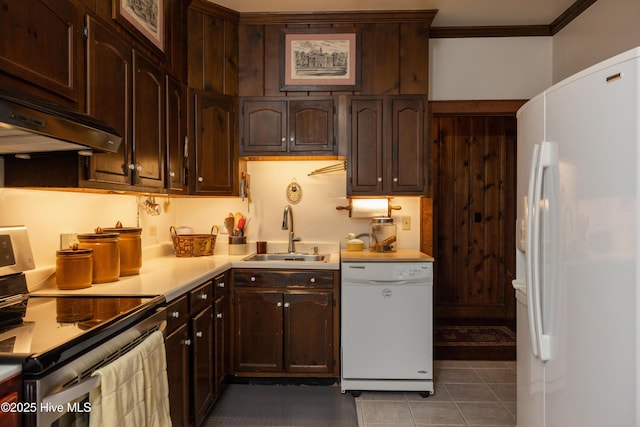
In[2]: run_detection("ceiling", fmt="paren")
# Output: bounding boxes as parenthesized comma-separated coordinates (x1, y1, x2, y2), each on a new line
(208, 0, 579, 27)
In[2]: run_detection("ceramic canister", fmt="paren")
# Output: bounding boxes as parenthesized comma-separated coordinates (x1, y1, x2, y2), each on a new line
(77, 232, 120, 283)
(103, 226, 142, 276)
(55, 248, 93, 289)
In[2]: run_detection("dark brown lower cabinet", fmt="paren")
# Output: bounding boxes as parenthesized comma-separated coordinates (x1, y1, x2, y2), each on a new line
(165, 319, 190, 427)
(165, 272, 229, 427)
(232, 269, 338, 377)
(191, 304, 214, 427)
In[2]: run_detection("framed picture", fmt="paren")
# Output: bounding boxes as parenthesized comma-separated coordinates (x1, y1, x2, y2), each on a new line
(113, 0, 164, 52)
(280, 28, 361, 91)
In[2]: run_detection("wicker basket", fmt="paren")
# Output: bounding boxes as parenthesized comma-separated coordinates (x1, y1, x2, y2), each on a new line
(170, 226, 218, 257)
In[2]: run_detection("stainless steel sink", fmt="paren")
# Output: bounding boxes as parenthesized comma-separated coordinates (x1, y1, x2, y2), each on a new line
(242, 253, 328, 262)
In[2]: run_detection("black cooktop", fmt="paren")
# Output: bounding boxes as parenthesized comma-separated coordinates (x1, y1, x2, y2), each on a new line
(0, 273, 163, 376)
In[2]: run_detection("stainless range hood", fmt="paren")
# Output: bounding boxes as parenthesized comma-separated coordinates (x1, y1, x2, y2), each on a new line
(0, 86, 122, 156)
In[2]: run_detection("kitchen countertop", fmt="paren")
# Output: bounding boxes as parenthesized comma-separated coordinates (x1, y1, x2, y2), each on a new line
(340, 248, 434, 262)
(29, 245, 341, 303)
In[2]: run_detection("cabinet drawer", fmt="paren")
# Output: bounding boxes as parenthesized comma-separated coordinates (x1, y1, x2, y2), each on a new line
(166, 295, 189, 333)
(214, 273, 228, 299)
(189, 280, 214, 313)
(233, 270, 334, 289)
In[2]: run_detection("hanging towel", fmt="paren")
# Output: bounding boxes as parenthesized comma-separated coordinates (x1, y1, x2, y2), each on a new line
(89, 342, 146, 427)
(139, 330, 172, 427)
(89, 330, 172, 427)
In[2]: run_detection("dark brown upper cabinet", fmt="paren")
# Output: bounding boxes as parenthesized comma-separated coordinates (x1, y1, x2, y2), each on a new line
(0, 0, 83, 106)
(240, 97, 336, 156)
(166, 76, 187, 193)
(188, 89, 239, 195)
(348, 95, 428, 196)
(84, 16, 165, 191)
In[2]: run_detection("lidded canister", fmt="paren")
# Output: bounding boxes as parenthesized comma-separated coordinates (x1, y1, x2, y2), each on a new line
(78, 230, 120, 283)
(56, 248, 93, 289)
(369, 217, 397, 252)
(103, 222, 142, 276)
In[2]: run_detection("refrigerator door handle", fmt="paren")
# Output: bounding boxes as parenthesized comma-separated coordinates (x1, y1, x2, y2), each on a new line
(525, 143, 541, 358)
(531, 141, 553, 362)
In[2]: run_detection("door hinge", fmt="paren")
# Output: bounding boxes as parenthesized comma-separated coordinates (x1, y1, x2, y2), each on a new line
(82, 25, 89, 40)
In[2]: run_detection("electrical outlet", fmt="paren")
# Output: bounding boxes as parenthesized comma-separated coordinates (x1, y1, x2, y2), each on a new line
(60, 233, 78, 249)
(401, 216, 411, 231)
(149, 225, 157, 236)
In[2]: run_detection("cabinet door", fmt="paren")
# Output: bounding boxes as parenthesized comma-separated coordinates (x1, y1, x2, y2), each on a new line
(391, 97, 426, 193)
(348, 97, 384, 195)
(0, 0, 81, 102)
(85, 16, 131, 185)
(288, 98, 335, 153)
(240, 99, 287, 154)
(214, 295, 227, 395)
(132, 52, 165, 188)
(165, 323, 190, 427)
(191, 90, 237, 195)
(234, 290, 283, 372)
(192, 304, 215, 427)
(166, 76, 187, 192)
(284, 291, 333, 374)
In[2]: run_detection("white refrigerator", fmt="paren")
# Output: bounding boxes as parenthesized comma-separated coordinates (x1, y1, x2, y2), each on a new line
(515, 46, 640, 427)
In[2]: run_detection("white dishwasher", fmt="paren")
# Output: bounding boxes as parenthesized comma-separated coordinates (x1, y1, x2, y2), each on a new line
(340, 259, 434, 396)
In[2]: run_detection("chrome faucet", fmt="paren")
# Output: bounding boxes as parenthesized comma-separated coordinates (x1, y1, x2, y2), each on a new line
(282, 204, 301, 253)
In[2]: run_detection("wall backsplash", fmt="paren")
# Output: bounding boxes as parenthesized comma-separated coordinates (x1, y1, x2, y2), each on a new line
(0, 160, 423, 269)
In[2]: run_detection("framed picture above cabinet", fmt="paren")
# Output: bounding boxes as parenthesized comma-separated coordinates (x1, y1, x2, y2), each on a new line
(280, 28, 361, 91)
(113, 0, 165, 53)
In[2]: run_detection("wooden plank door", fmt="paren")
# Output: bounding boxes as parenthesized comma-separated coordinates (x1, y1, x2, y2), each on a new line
(432, 115, 516, 321)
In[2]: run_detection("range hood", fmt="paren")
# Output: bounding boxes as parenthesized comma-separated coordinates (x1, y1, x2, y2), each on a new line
(0, 86, 122, 156)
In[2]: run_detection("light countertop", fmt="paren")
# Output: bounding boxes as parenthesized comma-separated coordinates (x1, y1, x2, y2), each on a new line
(340, 248, 434, 262)
(29, 245, 340, 303)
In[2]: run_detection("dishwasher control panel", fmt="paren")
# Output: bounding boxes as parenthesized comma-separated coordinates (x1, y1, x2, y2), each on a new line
(391, 263, 433, 280)
(342, 261, 433, 282)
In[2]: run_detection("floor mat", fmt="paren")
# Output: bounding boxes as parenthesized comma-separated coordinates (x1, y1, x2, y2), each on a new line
(434, 325, 516, 347)
(204, 384, 358, 427)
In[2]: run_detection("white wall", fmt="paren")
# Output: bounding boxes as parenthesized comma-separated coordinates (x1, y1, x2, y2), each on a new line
(0, 188, 175, 267)
(552, 0, 640, 81)
(429, 37, 553, 100)
(0, 160, 423, 269)
(177, 160, 422, 255)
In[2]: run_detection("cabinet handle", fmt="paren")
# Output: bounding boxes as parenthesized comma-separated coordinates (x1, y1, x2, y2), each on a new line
(284, 302, 290, 308)
(281, 137, 286, 142)
(183, 339, 192, 346)
(309, 277, 316, 283)
(198, 176, 204, 182)
(216, 313, 223, 319)
(136, 164, 142, 172)
(196, 331, 203, 338)
(290, 137, 294, 142)
(217, 282, 225, 288)
(170, 171, 176, 178)
(377, 177, 383, 182)
(128, 163, 136, 171)
(250, 276, 256, 282)
(170, 311, 180, 319)
(393, 177, 398, 182)
(199, 293, 208, 300)
(277, 301, 282, 307)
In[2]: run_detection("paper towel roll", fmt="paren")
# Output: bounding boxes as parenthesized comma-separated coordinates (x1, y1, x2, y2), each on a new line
(350, 198, 390, 218)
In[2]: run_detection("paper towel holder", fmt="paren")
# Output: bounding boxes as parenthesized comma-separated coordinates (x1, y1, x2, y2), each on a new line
(336, 197, 401, 218)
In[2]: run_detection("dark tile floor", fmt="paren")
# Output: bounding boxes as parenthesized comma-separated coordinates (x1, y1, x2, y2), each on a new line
(204, 360, 516, 427)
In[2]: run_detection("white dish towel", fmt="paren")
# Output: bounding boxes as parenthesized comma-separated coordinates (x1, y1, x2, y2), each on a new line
(90, 330, 172, 427)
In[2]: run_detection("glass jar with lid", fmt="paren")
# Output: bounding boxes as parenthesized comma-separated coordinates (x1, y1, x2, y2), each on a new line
(369, 217, 397, 252)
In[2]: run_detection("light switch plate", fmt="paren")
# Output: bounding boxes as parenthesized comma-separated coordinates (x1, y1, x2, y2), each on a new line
(402, 216, 411, 230)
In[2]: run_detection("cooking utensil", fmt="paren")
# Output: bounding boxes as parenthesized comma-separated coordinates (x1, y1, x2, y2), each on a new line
(224, 215, 235, 235)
